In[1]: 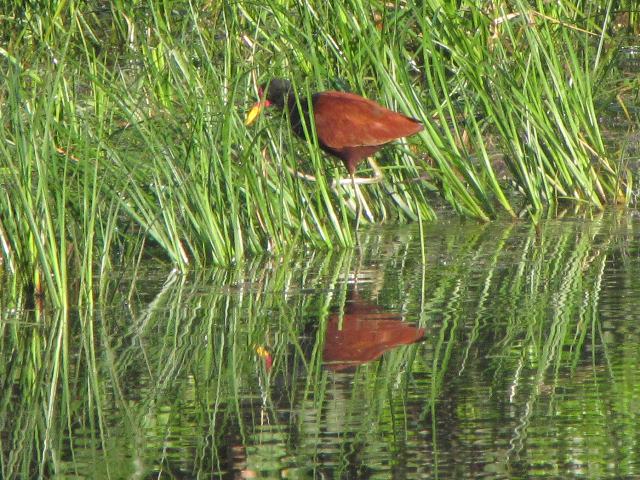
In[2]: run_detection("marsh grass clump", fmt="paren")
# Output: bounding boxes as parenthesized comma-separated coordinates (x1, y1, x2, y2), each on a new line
(0, 0, 635, 304)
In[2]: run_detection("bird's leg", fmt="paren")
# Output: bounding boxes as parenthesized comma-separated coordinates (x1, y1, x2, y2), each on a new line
(284, 166, 362, 219)
(287, 157, 383, 187)
(332, 157, 384, 187)
(286, 166, 318, 182)
(284, 159, 375, 224)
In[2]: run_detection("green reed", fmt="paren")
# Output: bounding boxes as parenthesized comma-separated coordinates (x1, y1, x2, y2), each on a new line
(0, 0, 636, 304)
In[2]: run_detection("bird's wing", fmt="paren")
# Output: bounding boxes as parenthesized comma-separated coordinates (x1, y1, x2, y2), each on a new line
(312, 91, 423, 149)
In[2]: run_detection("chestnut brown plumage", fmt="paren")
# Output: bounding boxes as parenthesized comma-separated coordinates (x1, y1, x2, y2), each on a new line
(246, 79, 423, 177)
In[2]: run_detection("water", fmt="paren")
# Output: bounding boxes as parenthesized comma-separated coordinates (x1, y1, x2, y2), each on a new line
(3, 212, 640, 478)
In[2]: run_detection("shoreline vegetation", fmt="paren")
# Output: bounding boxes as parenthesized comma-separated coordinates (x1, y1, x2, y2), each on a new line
(1, 1, 638, 306)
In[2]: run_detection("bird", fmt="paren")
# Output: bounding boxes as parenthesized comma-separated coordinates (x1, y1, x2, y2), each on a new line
(323, 289, 425, 371)
(245, 78, 423, 224)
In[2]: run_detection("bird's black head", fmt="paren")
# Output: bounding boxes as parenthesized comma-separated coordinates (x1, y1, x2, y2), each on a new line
(245, 78, 296, 126)
(260, 78, 294, 109)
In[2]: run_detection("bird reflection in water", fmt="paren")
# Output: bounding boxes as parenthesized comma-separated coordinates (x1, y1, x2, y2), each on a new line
(323, 289, 425, 371)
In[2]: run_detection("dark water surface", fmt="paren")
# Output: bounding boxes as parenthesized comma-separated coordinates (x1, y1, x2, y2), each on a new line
(4, 212, 640, 479)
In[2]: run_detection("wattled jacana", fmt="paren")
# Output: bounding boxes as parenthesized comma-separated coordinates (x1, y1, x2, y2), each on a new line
(245, 79, 423, 223)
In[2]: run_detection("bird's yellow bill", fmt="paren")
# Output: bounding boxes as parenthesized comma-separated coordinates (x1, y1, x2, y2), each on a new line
(244, 102, 264, 126)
